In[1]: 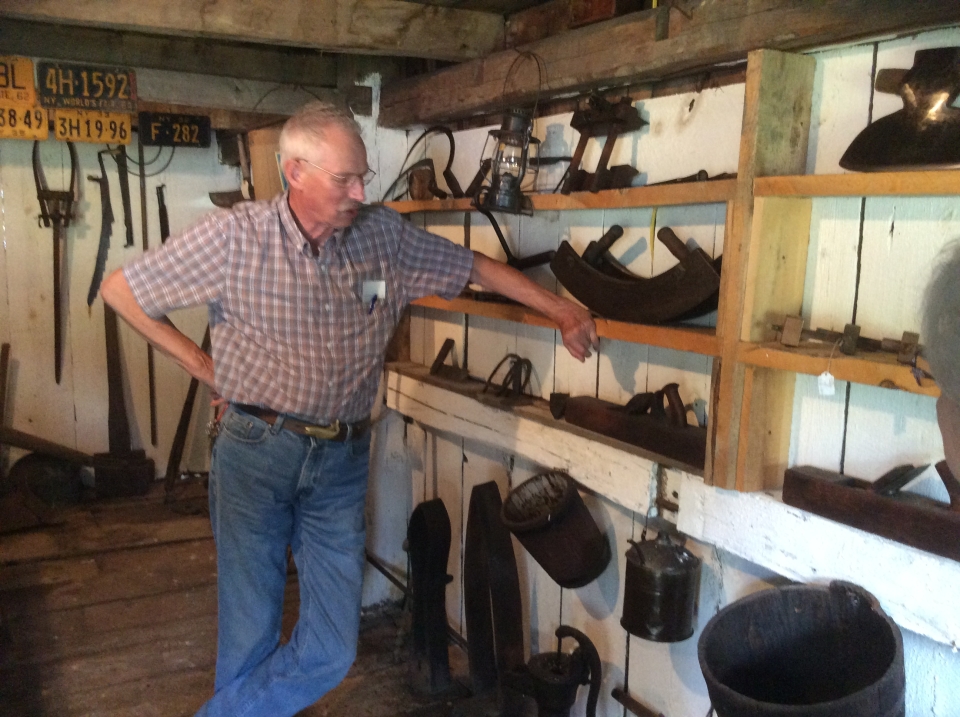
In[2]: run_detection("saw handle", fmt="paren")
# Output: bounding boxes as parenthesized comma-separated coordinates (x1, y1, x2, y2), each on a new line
(656, 227, 690, 261)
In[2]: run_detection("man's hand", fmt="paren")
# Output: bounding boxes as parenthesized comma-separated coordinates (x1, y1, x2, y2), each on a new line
(555, 300, 599, 362)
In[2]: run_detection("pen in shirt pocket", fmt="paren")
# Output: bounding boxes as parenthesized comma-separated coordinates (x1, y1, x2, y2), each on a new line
(367, 295, 378, 314)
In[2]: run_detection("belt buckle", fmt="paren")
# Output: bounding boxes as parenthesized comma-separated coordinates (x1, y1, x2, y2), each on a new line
(304, 419, 341, 440)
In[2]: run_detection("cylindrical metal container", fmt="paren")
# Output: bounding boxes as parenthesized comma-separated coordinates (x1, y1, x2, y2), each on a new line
(501, 470, 610, 588)
(698, 581, 905, 717)
(620, 531, 701, 642)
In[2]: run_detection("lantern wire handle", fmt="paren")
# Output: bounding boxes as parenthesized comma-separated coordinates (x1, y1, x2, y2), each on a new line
(501, 50, 547, 118)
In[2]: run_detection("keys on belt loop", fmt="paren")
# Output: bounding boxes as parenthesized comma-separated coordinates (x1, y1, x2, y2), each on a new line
(303, 419, 341, 440)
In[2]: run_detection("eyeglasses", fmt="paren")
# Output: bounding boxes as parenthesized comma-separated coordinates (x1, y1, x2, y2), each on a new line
(299, 159, 376, 188)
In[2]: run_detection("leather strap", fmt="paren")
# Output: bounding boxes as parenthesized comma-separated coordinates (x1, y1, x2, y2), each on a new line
(234, 404, 369, 442)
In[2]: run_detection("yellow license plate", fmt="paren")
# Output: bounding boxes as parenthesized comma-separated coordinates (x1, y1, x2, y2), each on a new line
(0, 57, 37, 106)
(0, 103, 48, 140)
(54, 109, 131, 144)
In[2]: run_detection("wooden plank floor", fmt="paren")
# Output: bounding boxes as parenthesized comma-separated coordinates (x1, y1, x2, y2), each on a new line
(0, 483, 465, 717)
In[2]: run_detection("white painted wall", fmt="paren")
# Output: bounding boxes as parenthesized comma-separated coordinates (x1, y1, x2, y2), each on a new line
(382, 25, 960, 717)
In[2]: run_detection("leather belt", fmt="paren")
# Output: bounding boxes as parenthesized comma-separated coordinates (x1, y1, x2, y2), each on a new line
(234, 404, 370, 442)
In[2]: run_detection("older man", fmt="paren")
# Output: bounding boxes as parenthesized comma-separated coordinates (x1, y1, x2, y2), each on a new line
(100, 101, 597, 716)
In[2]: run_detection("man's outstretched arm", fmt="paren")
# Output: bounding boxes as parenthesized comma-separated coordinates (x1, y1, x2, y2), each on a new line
(469, 251, 599, 362)
(100, 269, 215, 389)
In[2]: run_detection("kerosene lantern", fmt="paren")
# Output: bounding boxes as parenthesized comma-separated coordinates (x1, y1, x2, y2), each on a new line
(477, 108, 540, 214)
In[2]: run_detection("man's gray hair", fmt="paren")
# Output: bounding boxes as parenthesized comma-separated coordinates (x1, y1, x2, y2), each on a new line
(279, 100, 362, 165)
(922, 239, 960, 403)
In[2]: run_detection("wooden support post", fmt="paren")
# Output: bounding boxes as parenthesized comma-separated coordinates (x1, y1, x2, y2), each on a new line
(710, 49, 815, 491)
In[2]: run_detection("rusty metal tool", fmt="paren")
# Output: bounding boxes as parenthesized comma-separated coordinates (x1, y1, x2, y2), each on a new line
(783, 461, 960, 563)
(475, 205, 555, 271)
(774, 317, 925, 364)
(32, 140, 80, 385)
(156, 184, 170, 243)
(552, 383, 707, 470)
(551, 225, 721, 324)
(114, 144, 135, 246)
(562, 94, 646, 194)
(94, 305, 155, 498)
(136, 134, 160, 447)
(86, 150, 114, 307)
(407, 498, 454, 695)
(841, 47, 960, 171)
(164, 326, 211, 502)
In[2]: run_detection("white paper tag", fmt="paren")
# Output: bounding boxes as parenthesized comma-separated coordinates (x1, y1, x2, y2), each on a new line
(361, 280, 386, 304)
(818, 370, 836, 397)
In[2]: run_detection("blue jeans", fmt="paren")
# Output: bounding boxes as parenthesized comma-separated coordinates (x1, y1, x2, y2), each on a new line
(196, 405, 370, 717)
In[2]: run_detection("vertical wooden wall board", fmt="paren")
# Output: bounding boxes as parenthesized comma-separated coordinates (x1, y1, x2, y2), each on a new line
(713, 49, 815, 490)
(517, 210, 563, 398)
(409, 305, 426, 365)
(363, 411, 411, 606)
(843, 385, 941, 477)
(248, 126, 284, 202)
(559, 491, 633, 717)
(902, 628, 960, 715)
(855, 197, 960, 338)
(801, 197, 862, 329)
(431, 428, 466, 634)
(597, 338, 649, 405)
(533, 112, 576, 195)
(519, 210, 562, 296)
(737, 367, 796, 491)
(2, 139, 78, 446)
(69, 143, 111, 457)
(788, 375, 847, 472)
(508, 454, 564, 657)
(468, 210, 511, 265)
(419, 307, 466, 373)
(0, 147, 10, 348)
(466, 315, 518, 384)
(741, 196, 812, 341)
(554, 211, 604, 397)
(804, 43, 874, 174)
(407, 420, 428, 511)
(370, 122, 412, 204)
(634, 86, 744, 185)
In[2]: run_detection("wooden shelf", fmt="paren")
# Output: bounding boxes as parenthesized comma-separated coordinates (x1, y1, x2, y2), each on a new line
(384, 180, 737, 214)
(737, 342, 940, 397)
(754, 170, 960, 198)
(413, 295, 720, 356)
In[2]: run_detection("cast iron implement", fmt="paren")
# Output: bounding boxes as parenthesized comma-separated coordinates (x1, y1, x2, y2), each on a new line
(783, 461, 960, 563)
(552, 383, 706, 470)
(430, 338, 469, 382)
(86, 150, 115, 307)
(621, 531, 701, 642)
(504, 626, 602, 717)
(841, 47, 960, 171)
(551, 226, 721, 325)
(113, 145, 135, 246)
(454, 481, 526, 717)
(164, 326, 211, 506)
(95, 305, 155, 498)
(407, 499, 454, 695)
(500, 470, 610, 588)
(32, 140, 80, 385)
(479, 353, 534, 408)
(562, 94, 647, 194)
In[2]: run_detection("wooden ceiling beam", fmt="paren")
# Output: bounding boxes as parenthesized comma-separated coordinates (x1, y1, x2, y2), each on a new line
(0, 0, 505, 62)
(379, 0, 960, 127)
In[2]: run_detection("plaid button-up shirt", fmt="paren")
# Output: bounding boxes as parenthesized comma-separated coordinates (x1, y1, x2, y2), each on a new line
(125, 193, 473, 423)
